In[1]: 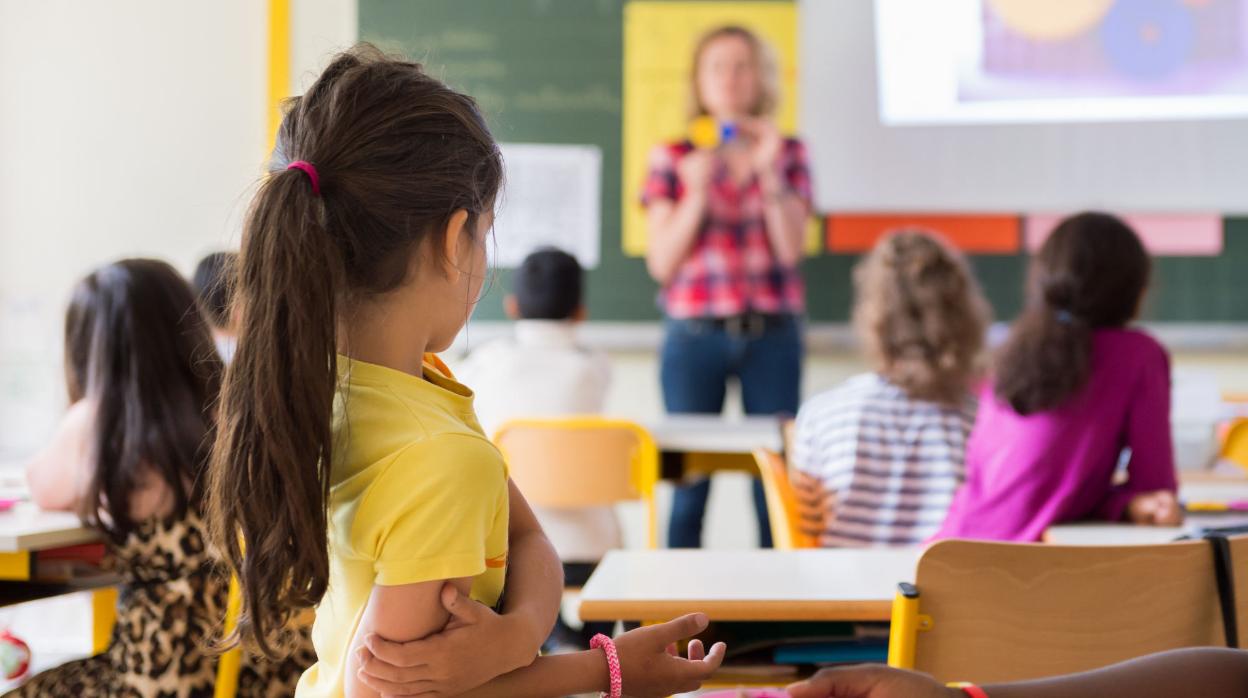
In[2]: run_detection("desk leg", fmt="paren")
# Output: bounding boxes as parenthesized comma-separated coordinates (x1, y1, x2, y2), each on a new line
(660, 451, 685, 480)
(90, 587, 117, 654)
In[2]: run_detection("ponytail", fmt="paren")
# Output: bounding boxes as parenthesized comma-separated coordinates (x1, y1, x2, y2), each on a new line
(206, 44, 503, 656)
(994, 308, 1092, 415)
(208, 170, 341, 656)
(993, 212, 1149, 416)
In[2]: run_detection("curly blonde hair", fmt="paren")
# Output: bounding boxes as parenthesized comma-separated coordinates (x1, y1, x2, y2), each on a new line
(688, 25, 781, 120)
(852, 230, 991, 404)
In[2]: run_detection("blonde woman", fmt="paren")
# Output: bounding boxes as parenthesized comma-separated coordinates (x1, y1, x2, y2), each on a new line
(791, 231, 990, 546)
(642, 26, 813, 548)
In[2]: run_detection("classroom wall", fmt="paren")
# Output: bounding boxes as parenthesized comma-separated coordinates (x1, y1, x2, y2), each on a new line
(0, 0, 356, 461)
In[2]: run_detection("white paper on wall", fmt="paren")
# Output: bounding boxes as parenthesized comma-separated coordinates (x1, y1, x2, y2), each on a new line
(491, 143, 601, 269)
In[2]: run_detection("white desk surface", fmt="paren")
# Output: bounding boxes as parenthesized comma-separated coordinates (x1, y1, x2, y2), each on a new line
(1043, 523, 1188, 546)
(1045, 477, 1248, 546)
(1180, 479, 1248, 504)
(579, 548, 919, 622)
(0, 503, 96, 553)
(646, 415, 783, 455)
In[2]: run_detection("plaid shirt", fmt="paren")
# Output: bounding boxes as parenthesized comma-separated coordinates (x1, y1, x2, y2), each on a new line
(641, 138, 812, 319)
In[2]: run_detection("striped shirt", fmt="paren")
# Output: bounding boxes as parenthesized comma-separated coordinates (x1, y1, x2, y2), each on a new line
(791, 373, 975, 547)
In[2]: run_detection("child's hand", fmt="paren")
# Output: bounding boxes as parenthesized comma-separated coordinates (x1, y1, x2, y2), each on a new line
(612, 613, 726, 697)
(355, 583, 531, 697)
(1126, 490, 1182, 526)
(786, 665, 961, 698)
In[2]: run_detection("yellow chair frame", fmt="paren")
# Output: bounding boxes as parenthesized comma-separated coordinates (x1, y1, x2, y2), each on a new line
(752, 449, 819, 550)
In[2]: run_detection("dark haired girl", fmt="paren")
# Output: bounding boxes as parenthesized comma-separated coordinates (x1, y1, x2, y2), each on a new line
(17, 259, 311, 696)
(934, 212, 1181, 542)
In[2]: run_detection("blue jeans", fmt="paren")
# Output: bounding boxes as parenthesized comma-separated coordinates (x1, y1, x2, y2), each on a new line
(660, 314, 804, 548)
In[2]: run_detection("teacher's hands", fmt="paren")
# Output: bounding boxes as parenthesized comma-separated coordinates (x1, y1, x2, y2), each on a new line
(741, 118, 784, 177)
(677, 149, 717, 195)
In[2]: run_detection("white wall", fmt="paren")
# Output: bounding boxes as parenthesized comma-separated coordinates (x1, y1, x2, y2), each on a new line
(0, 0, 356, 460)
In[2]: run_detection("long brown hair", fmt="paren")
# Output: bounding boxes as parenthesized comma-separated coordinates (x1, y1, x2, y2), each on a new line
(64, 259, 222, 541)
(994, 212, 1150, 415)
(853, 230, 990, 404)
(207, 44, 503, 656)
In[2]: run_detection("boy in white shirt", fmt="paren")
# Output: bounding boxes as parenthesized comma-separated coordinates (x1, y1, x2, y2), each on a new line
(457, 248, 616, 645)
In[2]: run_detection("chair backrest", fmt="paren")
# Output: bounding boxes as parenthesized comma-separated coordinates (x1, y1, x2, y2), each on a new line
(893, 538, 1244, 684)
(753, 449, 818, 550)
(1221, 418, 1248, 472)
(494, 417, 659, 547)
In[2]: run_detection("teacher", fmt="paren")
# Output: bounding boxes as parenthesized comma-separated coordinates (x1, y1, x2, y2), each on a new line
(642, 25, 812, 548)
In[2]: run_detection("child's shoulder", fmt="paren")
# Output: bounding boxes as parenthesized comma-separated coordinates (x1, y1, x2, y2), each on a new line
(800, 373, 893, 417)
(1094, 327, 1169, 366)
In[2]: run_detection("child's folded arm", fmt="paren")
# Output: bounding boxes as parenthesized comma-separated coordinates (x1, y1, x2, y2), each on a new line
(345, 577, 465, 698)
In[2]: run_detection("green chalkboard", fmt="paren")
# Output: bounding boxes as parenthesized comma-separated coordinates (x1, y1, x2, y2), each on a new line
(359, 0, 1248, 324)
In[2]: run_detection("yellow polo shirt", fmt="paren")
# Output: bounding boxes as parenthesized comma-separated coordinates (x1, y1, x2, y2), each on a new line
(296, 356, 509, 697)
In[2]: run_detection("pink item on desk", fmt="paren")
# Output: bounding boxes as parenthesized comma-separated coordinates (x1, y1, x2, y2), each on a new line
(0, 631, 30, 680)
(0, 500, 19, 513)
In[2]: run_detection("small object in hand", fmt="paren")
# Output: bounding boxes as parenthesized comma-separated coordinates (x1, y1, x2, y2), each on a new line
(0, 630, 31, 680)
(690, 115, 737, 149)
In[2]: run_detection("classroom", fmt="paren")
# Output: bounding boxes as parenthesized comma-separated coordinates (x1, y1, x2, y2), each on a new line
(3, 0, 1248, 696)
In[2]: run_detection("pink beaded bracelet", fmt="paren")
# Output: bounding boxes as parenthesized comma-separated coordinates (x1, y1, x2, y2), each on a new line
(589, 633, 623, 698)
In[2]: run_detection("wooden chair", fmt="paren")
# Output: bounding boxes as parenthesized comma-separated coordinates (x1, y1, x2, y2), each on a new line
(752, 449, 820, 550)
(887, 537, 1248, 684)
(494, 417, 660, 549)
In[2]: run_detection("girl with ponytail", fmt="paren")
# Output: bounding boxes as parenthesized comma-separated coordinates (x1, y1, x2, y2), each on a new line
(207, 45, 724, 698)
(934, 212, 1180, 543)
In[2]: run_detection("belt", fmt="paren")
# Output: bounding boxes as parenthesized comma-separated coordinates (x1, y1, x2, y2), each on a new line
(681, 313, 792, 338)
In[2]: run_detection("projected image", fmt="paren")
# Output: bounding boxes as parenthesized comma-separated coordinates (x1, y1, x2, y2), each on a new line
(876, 0, 1248, 124)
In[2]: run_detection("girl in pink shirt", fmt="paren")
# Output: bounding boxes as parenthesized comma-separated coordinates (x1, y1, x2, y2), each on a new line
(935, 212, 1181, 543)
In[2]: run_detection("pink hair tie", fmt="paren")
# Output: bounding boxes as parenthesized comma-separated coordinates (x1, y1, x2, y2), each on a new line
(286, 160, 321, 196)
(589, 634, 622, 698)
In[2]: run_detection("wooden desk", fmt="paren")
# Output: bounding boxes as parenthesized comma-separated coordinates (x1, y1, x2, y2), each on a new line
(0, 499, 113, 654)
(579, 548, 920, 622)
(0, 504, 98, 554)
(648, 415, 783, 479)
(648, 415, 783, 455)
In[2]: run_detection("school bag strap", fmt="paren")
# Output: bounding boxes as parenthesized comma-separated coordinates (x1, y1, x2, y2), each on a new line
(1204, 531, 1239, 649)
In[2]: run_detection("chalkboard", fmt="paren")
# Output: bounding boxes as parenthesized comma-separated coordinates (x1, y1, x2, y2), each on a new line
(359, 0, 1248, 324)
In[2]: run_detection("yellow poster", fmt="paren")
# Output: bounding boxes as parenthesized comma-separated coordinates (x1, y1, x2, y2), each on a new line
(622, 1, 817, 257)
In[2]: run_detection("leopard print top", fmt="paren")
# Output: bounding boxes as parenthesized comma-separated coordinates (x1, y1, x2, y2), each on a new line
(7, 511, 314, 698)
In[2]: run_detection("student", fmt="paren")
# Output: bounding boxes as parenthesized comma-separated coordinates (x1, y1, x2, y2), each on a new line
(785, 648, 1248, 697)
(18, 259, 312, 697)
(791, 231, 988, 546)
(934, 212, 1180, 543)
(458, 247, 610, 439)
(192, 250, 240, 362)
(206, 45, 724, 698)
(456, 247, 616, 647)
